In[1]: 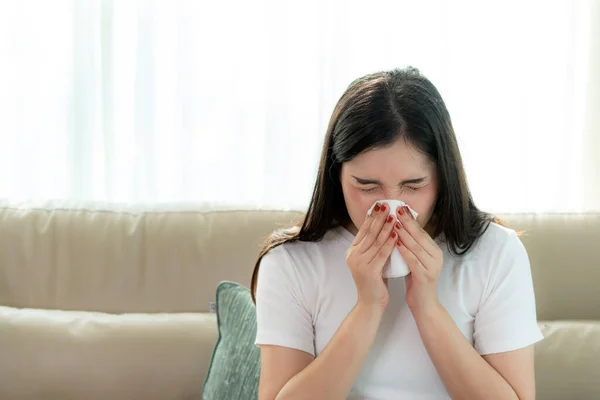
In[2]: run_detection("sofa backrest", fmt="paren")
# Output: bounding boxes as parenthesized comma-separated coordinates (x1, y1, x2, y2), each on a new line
(1, 201, 598, 321)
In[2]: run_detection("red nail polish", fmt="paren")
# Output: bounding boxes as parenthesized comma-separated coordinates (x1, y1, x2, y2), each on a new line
(374, 204, 381, 212)
(380, 204, 387, 212)
(391, 231, 397, 239)
(398, 207, 405, 216)
(387, 215, 394, 223)
(396, 240, 403, 247)
(395, 222, 401, 229)
(404, 206, 413, 218)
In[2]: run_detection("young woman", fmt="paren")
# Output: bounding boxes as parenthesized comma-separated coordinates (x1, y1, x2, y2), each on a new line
(251, 67, 543, 400)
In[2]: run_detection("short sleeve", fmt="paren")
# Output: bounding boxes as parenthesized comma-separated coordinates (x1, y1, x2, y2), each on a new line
(254, 245, 316, 356)
(473, 231, 544, 355)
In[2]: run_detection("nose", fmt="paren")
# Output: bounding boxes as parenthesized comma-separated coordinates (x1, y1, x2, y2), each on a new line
(381, 189, 405, 203)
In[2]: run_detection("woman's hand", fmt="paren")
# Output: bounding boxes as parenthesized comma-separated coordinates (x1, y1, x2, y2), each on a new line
(346, 202, 398, 310)
(394, 205, 444, 315)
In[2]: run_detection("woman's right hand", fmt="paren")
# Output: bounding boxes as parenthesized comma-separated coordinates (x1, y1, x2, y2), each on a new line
(346, 202, 398, 309)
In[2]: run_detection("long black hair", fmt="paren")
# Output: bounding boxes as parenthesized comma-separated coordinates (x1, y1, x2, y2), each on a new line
(251, 66, 501, 301)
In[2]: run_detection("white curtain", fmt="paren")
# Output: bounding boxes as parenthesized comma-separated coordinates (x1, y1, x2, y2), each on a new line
(0, 0, 598, 212)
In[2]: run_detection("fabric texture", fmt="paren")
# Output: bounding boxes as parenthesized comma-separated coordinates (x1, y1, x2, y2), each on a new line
(203, 281, 260, 400)
(255, 223, 544, 399)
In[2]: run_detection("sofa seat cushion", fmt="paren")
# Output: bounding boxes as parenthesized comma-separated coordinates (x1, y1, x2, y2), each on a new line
(536, 320, 600, 400)
(0, 306, 218, 400)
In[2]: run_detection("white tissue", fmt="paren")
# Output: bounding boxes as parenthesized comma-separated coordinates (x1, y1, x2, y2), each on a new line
(366, 199, 418, 278)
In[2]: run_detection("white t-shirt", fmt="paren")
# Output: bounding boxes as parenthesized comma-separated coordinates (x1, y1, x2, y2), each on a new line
(255, 222, 544, 400)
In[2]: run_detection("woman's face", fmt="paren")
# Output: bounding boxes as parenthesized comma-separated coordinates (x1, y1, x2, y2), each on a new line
(340, 138, 439, 235)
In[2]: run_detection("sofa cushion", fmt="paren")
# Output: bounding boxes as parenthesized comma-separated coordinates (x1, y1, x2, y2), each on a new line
(0, 201, 304, 314)
(536, 320, 600, 400)
(203, 281, 260, 400)
(0, 305, 218, 400)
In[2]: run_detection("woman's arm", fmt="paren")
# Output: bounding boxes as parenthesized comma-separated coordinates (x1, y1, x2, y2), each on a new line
(258, 346, 313, 400)
(260, 303, 385, 400)
(414, 303, 533, 400)
(393, 206, 538, 399)
(257, 202, 399, 400)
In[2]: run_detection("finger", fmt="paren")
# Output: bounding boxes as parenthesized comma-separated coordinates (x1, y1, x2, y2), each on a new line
(396, 206, 439, 259)
(394, 220, 435, 268)
(353, 202, 385, 246)
(372, 230, 398, 271)
(351, 207, 375, 247)
(357, 203, 389, 253)
(364, 213, 396, 263)
(396, 239, 426, 278)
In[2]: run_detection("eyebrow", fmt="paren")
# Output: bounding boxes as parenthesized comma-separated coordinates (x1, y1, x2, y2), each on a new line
(352, 175, 427, 186)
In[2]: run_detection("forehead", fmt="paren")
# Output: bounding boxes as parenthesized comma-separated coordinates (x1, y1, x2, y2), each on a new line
(343, 139, 435, 178)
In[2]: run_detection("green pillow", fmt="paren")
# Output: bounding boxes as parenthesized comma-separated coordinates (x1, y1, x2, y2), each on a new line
(203, 281, 260, 400)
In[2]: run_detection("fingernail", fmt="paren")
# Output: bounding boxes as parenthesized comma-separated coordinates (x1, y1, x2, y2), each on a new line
(391, 231, 397, 239)
(395, 221, 401, 229)
(396, 240, 403, 247)
(387, 215, 394, 223)
(404, 206, 412, 218)
(374, 204, 381, 212)
(380, 204, 387, 212)
(398, 207, 405, 216)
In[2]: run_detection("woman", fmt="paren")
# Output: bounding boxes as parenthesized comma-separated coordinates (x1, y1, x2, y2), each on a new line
(251, 67, 543, 399)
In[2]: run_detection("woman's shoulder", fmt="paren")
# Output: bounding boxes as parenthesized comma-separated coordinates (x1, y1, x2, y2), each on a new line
(479, 221, 523, 249)
(262, 227, 348, 267)
(258, 227, 348, 290)
(465, 221, 528, 266)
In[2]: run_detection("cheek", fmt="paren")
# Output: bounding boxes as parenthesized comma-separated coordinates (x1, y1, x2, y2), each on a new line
(404, 187, 438, 224)
(343, 187, 379, 225)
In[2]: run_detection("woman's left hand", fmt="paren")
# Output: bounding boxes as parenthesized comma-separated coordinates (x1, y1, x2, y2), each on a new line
(394, 205, 444, 315)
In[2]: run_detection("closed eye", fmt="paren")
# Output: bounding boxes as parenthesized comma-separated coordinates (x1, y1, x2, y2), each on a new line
(352, 175, 427, 189)
(360, 186, 420, 193)
(360, 187, 378, 193)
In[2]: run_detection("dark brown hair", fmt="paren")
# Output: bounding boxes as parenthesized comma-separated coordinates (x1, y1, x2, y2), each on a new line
(250, 66, 502, 302)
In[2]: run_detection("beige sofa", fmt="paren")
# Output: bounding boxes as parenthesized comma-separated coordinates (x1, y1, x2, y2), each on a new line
(0, 201, 599, 399)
